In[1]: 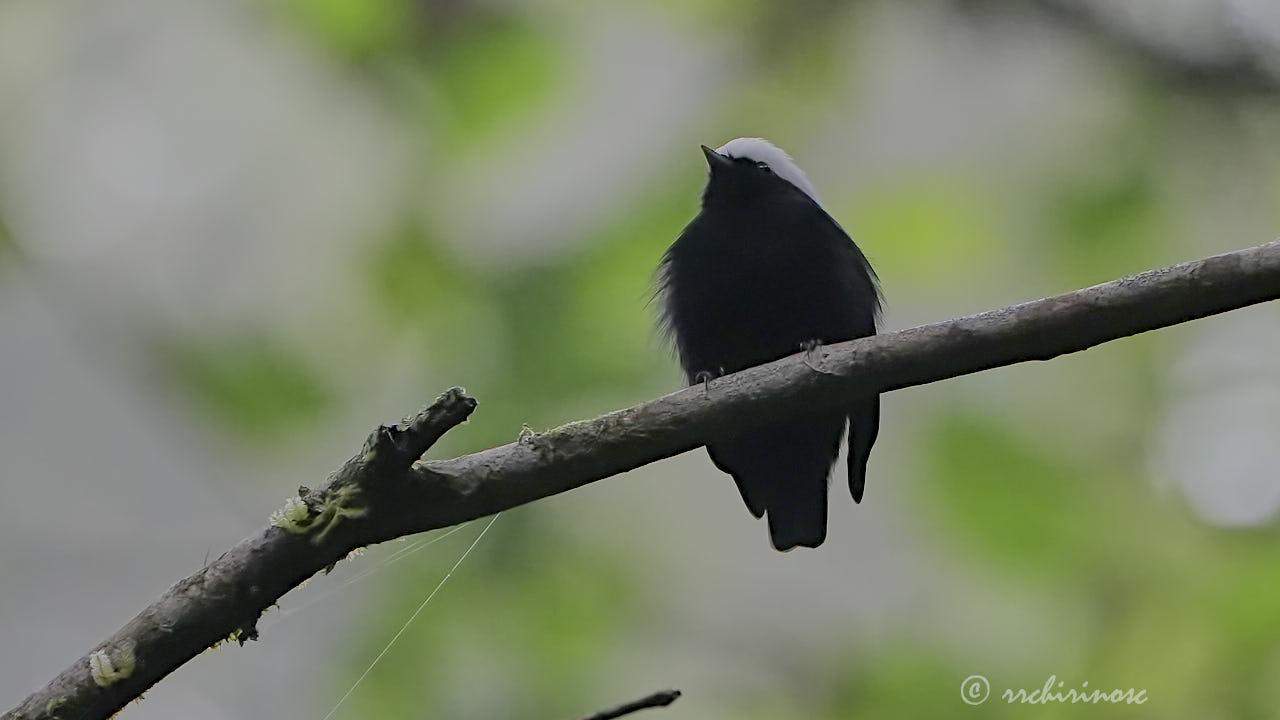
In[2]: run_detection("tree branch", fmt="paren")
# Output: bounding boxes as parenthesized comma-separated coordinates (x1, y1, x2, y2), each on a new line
(576, 690, 682, 720)
(6, 240, 1280, 720)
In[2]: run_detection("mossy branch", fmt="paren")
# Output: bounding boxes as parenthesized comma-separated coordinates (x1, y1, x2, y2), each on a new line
(6, 241, 1280, 720)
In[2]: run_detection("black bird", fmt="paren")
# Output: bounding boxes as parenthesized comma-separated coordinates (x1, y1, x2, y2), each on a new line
(656, 138, 881, 551)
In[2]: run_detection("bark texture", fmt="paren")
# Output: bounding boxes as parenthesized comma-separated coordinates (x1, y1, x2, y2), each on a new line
(6, 240, 1280, 720)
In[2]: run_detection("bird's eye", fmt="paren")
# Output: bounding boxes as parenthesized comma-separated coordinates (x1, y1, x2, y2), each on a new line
(756, 162, 772, 173)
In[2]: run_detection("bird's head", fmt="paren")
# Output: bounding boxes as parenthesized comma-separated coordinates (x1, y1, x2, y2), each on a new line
(700, 137, 821, 207)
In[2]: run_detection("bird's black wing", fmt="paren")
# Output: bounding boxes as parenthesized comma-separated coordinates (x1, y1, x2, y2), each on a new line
(820, 212, 882, 503)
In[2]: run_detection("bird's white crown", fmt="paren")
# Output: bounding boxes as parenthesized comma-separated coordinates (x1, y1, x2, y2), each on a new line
(716, 137, 821, 203)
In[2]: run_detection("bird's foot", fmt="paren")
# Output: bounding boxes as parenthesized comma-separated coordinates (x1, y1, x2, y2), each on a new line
(694, 369, 720, 397)
(800, 340, 826, 374)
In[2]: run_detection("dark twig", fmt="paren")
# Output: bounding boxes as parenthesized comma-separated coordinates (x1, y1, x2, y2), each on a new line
(6, 241, 1280, 720)
(1, 388, 478, 720)
(577, 690, 682, 720)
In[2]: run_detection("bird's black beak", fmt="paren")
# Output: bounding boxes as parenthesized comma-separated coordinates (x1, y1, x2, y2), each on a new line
(701, 144, 731, 171)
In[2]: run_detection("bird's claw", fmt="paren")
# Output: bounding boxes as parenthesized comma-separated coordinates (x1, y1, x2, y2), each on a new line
(694, 370, 719, 397)
(801, 340, 827, 375)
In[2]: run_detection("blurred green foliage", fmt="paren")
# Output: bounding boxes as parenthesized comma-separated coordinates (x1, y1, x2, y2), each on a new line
(0, 214, 13, 274)
(165, 335, 332, 442)
(368, 224, 484, 341)
(426, 17, 565, 147)
(339, 515, 642, 718)
(143, 1, 1280, 718)
(268, 0, 408, 59)
(848, 173, 1007, 296)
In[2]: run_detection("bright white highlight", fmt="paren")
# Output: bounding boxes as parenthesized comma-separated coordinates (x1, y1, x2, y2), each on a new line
(716, 137, 821, 203)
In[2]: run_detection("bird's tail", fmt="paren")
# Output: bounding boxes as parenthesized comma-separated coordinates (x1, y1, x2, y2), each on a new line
(708, 413, 845, 551)
(848, 395, 880, 503)
(766, 475, 828, 551)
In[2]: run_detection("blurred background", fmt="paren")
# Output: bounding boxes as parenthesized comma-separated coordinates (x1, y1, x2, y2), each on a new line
(3, 0, 1280, 717)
